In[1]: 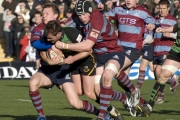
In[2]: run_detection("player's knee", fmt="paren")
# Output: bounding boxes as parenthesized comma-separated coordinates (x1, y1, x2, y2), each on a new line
(76, 90, 83, 96)
(84, 91, 96, 100)
(101, 72, 113, 86)
(158, 72, 171, 83)
(29, 77, 40, 90)
(68, 99, 82, 109)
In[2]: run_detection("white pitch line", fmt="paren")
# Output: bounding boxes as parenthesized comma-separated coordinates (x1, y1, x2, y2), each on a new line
(16, 99, 32, 102)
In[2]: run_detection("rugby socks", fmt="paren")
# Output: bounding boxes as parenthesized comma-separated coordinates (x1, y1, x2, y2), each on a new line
(29, 90, 45, 116)
(166, 76, 177, 88)
(158, 89, 165, 101)
(98, 86, 113, 118)
(136, 70, 146, 89)
(116, 71, 135, 92)
(149, 82, 165, 108)
(82, 100, 99, 116)
(111, 90, 126, 103)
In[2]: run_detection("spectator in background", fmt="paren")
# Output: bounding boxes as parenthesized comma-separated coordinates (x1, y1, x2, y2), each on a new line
(58, 4, 66, 20)
(2, 8, 16, 58)
(1, 0, 18, 14)
(31, 11, 43, 31)
(15, 1, 30, 24)
(35, 4, 43, 12)
(19, 31, 31, 61)
(65, 8, 73, 19)
(25, 0, 39, 26)
(35, 0, 45, 5)
(68, 0, 76, 13)
(153, 4, 160, 17)
(105, 0, 114, 11)
(11, 15, 25, 60)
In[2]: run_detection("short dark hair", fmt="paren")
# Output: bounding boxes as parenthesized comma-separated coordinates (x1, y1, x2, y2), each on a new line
(34, 11, 42, 16)
(159, 0, 170, 7)
(44, 20, 62, 37)
(43, 3, 60, 20)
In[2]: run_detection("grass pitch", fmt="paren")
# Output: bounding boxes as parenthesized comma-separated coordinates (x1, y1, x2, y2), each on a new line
(0, 80, 179, 120)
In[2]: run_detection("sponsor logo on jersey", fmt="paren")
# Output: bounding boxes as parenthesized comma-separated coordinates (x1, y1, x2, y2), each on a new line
(76, 34, 82, 42)
(119, 18, 136, 24)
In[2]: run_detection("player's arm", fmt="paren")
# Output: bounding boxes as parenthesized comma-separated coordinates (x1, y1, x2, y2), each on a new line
(31, 27, 53, 50)
(56, 40, 95, 52)
(64, 50, 92, 64)
(156, 24, 177, 33)
(31, 40, 53, 50)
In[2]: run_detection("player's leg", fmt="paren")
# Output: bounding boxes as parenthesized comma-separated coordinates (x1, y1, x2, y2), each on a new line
(61, 82, 100, 116)
(71, 74, 84, 96)
(136, 58, 150, 89)
(98, 59, 120, 119)
(136, 58, 180, 116)
(154, 64, 165, 104)
(29, 71, 53, 120)
(82, 75, 96, 100)
(136, 43, 153, 89)
(95, 66, 124, 120)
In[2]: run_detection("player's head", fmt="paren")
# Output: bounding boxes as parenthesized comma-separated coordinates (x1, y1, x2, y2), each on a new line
(125, 0, 138, 9)
(34, 11, 42, 24)
(42, 3, 60, 24)
(44, 20, 62, 43)
(75, 0, 92, 24)
(159, 0, 170, 17)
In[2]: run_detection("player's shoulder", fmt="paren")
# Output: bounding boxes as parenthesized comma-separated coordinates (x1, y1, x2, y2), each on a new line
(166, 14, 177, 21)
(135, 4, 151, 14)
(63, 26, 80, 33)
(32, 22, 45, 32)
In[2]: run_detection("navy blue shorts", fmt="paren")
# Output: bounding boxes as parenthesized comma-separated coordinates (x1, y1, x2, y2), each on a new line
(96, 52, 125, 68)
(123, 46, 141, 63)
(38, 64, 73, 86)
(153, 55, 166, 65)
(142, 44, 153, 61)
(70, 53, 96, 76)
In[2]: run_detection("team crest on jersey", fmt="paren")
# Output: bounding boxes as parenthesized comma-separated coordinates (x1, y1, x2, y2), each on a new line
(134, 10, 140, 17)
(167, 20, 172, 25)
(83, 66, 90, 72)
(90, 29, 100, 39)
(126, 50, 131, 56)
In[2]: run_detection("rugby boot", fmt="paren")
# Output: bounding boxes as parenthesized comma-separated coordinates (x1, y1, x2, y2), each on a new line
(107, 105, 124, 120)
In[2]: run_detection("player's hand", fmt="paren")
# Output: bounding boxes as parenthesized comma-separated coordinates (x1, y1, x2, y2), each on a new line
(156, 27, 164, 33)
(52, 45, 63, 56)
(163, 32, 170, 38)
(48, 56, 62, 65)
(55, 41, 64, 50)
(64, 56, 75, 64)
(146, 23, 155, 30)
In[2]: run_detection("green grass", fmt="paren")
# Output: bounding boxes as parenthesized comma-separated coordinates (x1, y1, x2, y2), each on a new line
(0, 80, 179, 120)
